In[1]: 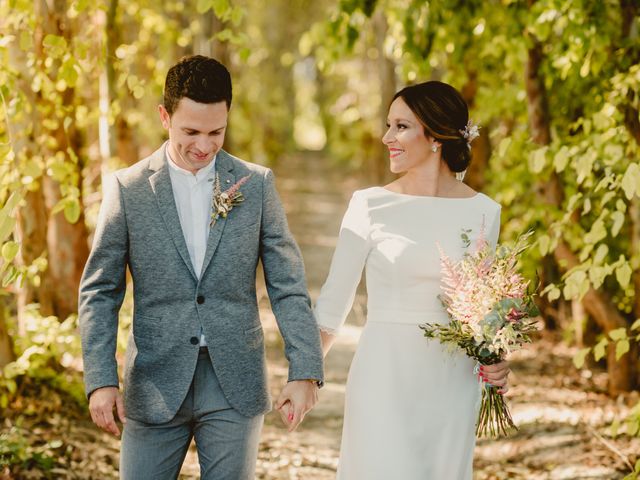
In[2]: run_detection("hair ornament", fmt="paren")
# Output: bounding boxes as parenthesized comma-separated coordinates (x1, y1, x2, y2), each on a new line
(460, 120, 480, 150)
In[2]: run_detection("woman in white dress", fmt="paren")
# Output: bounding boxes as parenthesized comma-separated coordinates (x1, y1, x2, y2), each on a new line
(314, 81, 511, 479)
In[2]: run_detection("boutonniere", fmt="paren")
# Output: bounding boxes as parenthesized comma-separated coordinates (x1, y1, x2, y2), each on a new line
(210, 173, 251, 227)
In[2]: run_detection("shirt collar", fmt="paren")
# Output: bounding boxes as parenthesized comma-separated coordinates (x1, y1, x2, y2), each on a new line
(166, 146, 216, 182)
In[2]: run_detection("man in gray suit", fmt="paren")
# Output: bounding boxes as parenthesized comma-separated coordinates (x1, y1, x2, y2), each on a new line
(79, 55, 324, 479)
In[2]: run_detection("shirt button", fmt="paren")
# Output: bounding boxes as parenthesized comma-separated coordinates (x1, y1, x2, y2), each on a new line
(190, 336, 199, 345)
(197, 295, 205, 304)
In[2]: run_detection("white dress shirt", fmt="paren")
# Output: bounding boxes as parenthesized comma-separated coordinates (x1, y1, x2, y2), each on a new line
(166, 148, 216, 346)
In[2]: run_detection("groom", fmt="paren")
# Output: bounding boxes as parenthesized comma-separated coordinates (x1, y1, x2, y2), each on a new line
(79, 55, 324, 479)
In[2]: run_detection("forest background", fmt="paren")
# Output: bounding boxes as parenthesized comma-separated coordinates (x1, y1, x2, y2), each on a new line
(1, 0, 640, 478)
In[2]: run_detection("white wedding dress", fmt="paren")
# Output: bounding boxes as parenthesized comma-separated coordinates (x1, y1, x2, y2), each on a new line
(315, 187, 501, 480)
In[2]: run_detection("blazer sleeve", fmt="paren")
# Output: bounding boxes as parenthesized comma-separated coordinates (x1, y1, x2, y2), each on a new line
(313, 191, 371, 334)
(78, 173, 128, 397)
(259, 169, 324, 383)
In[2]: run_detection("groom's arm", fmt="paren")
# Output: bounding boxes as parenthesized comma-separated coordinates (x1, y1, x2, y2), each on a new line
(258, 168, 324, 382)
(258, 168, 324, 430)
(78, 173, 128, 401)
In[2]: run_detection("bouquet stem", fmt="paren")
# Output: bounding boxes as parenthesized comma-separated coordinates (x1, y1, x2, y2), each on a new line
(476, 384, 516, 437)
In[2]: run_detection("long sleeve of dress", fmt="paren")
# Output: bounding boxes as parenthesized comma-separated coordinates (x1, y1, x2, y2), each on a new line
(487, 204, 502, 249)
(314, 191, 371, 334)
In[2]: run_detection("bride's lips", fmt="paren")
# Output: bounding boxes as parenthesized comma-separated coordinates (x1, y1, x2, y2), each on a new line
(388, 148, 404, 158)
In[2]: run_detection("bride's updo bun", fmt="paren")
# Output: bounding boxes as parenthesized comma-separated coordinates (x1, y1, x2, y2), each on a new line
(393, 81, 472, 173)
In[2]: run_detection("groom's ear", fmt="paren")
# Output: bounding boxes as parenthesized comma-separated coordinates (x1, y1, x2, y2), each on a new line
(158, 104, 170, 129)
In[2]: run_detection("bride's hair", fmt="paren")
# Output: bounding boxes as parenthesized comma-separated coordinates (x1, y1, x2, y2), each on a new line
(392, 81, 471, 173)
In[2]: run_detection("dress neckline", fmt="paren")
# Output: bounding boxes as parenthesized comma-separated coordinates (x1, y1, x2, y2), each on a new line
(374, 186, 481, 200)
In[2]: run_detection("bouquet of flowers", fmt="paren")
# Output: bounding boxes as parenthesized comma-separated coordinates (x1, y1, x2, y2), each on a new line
(420, 227, 539, 438)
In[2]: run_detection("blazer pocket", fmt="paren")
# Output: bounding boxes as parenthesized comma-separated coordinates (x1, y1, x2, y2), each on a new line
(133, 314, 163, 340)
(244, 324, 264, 349)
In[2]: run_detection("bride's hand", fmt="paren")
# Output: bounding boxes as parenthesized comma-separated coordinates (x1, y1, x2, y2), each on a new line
(479, 361, 510, 395)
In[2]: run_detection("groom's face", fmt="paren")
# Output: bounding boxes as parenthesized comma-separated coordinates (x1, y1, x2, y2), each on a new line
(159, 97, 228, 173)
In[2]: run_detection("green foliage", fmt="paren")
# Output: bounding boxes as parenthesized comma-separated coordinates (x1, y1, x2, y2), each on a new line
(0, 424, 58, 473)
(0, 308, 85, 409)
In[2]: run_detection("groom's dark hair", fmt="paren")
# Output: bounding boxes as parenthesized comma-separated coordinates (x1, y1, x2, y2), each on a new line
(163, 55, 232, 115)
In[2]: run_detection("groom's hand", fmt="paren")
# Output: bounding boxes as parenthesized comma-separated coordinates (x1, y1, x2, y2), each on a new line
(89, 386, 127, 436)
(274, 380, 318, 432)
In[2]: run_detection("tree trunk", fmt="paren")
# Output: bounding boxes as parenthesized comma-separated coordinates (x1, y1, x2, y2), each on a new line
(371, 9, 396, 184)
(15, 189, 54, 326)
(0, 299, 15, 368)
(461, 69, 490, 191)
(106, 0, 139, 166)
(36, 0, 90, 320)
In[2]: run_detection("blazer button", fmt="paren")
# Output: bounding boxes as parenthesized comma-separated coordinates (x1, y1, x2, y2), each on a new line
(190, 336, 199, 345)
(197, 295, 205, 304)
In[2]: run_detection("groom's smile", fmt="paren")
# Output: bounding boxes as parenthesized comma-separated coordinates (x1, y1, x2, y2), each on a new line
(159, 97, 228, 174)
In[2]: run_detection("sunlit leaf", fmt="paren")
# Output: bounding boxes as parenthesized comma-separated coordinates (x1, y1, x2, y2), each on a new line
(573, 347, 590, 369)
(593, 338, 608, 362)
(609, 328, 627, 341)
(616, 262, 632, 289)
(611, 211, 624, 237)
(64, 199, 81, 224)
(621, 163, 640, 200)
(196, 0, 212, 14)
(1, 241, 19, 262)
(547, 286, 561, 302)
(498, 137, 511, 158)
(615, 340, 630, 361)
(538, 234, 550, 256)
(529, 147, 547, 174)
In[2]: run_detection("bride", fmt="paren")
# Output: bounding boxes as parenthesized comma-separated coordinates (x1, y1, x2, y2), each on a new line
(313, 81, 511, 479)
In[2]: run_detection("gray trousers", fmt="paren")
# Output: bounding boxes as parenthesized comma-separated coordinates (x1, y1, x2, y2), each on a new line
(119, 348, 264, 479)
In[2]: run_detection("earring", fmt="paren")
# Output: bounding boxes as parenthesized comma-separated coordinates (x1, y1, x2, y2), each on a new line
(431, 144, 439, 153)
(456, 170, 466, 182)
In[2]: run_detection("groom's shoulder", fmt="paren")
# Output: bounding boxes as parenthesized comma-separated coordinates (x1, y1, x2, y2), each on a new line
(111, 147, 164, 187)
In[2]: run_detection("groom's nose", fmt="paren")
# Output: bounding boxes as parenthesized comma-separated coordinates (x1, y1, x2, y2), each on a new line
(195, 135, 216, 153)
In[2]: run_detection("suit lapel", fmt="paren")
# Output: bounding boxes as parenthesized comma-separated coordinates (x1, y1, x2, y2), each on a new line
(148, 145, 198, 281)
(200, 150, 235, 278)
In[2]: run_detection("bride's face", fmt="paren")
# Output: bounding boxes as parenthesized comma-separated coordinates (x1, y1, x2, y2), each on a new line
(382, 97, 438, 174)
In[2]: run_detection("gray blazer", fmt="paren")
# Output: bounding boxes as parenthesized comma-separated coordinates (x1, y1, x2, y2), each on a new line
(79, 145, 324, 424)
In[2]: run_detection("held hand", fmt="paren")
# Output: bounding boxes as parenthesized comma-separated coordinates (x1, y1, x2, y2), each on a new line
(88, 386, 126, 436)
(479, 361, 510, 395)
(274, 380, 319, 432)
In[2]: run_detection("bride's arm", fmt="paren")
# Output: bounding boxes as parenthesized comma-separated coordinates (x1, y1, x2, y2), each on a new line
(314, 191, 371, 355)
